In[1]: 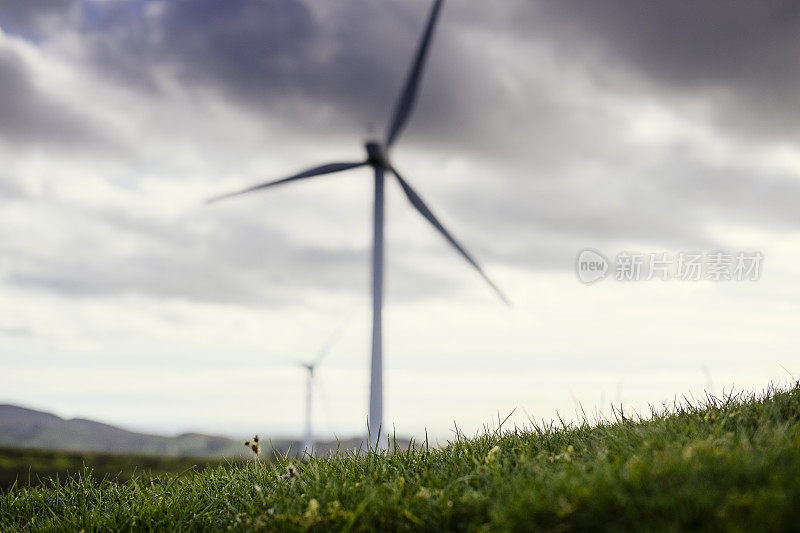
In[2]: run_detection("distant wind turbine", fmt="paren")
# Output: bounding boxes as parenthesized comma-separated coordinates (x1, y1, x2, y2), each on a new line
(209, 0, 508, 448)
(299, 328, 343, 455)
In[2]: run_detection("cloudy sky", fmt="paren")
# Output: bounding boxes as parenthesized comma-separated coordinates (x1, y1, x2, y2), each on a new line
(1, 0, 799, 443)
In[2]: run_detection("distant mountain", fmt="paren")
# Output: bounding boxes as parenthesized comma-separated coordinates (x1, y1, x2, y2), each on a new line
(0, 404, 406, 457)
(0, 404, 247, 457)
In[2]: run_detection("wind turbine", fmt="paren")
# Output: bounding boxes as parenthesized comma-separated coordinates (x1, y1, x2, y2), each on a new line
(209, 0, 508, 448)
(299, 328, 342, 455)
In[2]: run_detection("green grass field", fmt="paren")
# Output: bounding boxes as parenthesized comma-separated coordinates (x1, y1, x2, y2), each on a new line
(0, 446, 233, 491)
(2, 383, 799, 531)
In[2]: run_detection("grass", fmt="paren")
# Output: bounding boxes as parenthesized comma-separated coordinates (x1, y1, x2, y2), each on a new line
(2, 383, 799, 531)
(0, 446, 233, 490)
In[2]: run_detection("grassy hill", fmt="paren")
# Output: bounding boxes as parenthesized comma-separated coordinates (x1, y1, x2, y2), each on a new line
(2, 383, 799, 531)
(0, 404, 373, 461)
(0, 446, 233, 490)
(0, 404, 245, 457)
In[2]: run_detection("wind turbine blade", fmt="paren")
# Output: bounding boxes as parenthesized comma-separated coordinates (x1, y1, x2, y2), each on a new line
(391, 168, 510, 305)
(313, 327, 345, 367)
(385, 0, 444, 147)
(206, 161, 367, 204)
(314, 377, 339, 436)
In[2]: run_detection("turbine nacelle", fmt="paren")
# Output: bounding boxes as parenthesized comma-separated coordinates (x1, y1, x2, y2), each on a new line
(365, 141, 391, 169)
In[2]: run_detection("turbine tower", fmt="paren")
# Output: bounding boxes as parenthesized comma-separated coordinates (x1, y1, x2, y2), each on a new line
(209, 0, 508, 448)
(299, 329, 342, 455)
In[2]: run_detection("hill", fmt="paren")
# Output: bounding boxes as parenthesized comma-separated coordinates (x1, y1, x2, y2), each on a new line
(2, 383, 799, 531)
(0, 404, 382, 459)
(0, 404, 245, 456)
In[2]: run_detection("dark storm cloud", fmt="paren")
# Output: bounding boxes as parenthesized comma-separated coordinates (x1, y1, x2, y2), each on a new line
(0, 48, 69, 142)
(82, 0, 314, 95)
(0, 47, 115, 150)
(78, 0, 459, 136)
(533, 0, 800, 141)
(0, 0, 79, 38)
(536, 1, 799, 91)
(3, 0, 437, 139)
(2, 0, 798, 307)
(6, 0, 799, 152)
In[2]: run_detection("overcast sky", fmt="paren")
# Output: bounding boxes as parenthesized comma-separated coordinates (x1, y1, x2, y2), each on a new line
(1, 0, 799, 442)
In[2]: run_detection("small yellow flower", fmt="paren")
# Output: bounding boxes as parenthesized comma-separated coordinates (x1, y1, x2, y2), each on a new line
(486, 445, 501, 465)
(301, 499, 322, 527)
(305, 499, 320, 519)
